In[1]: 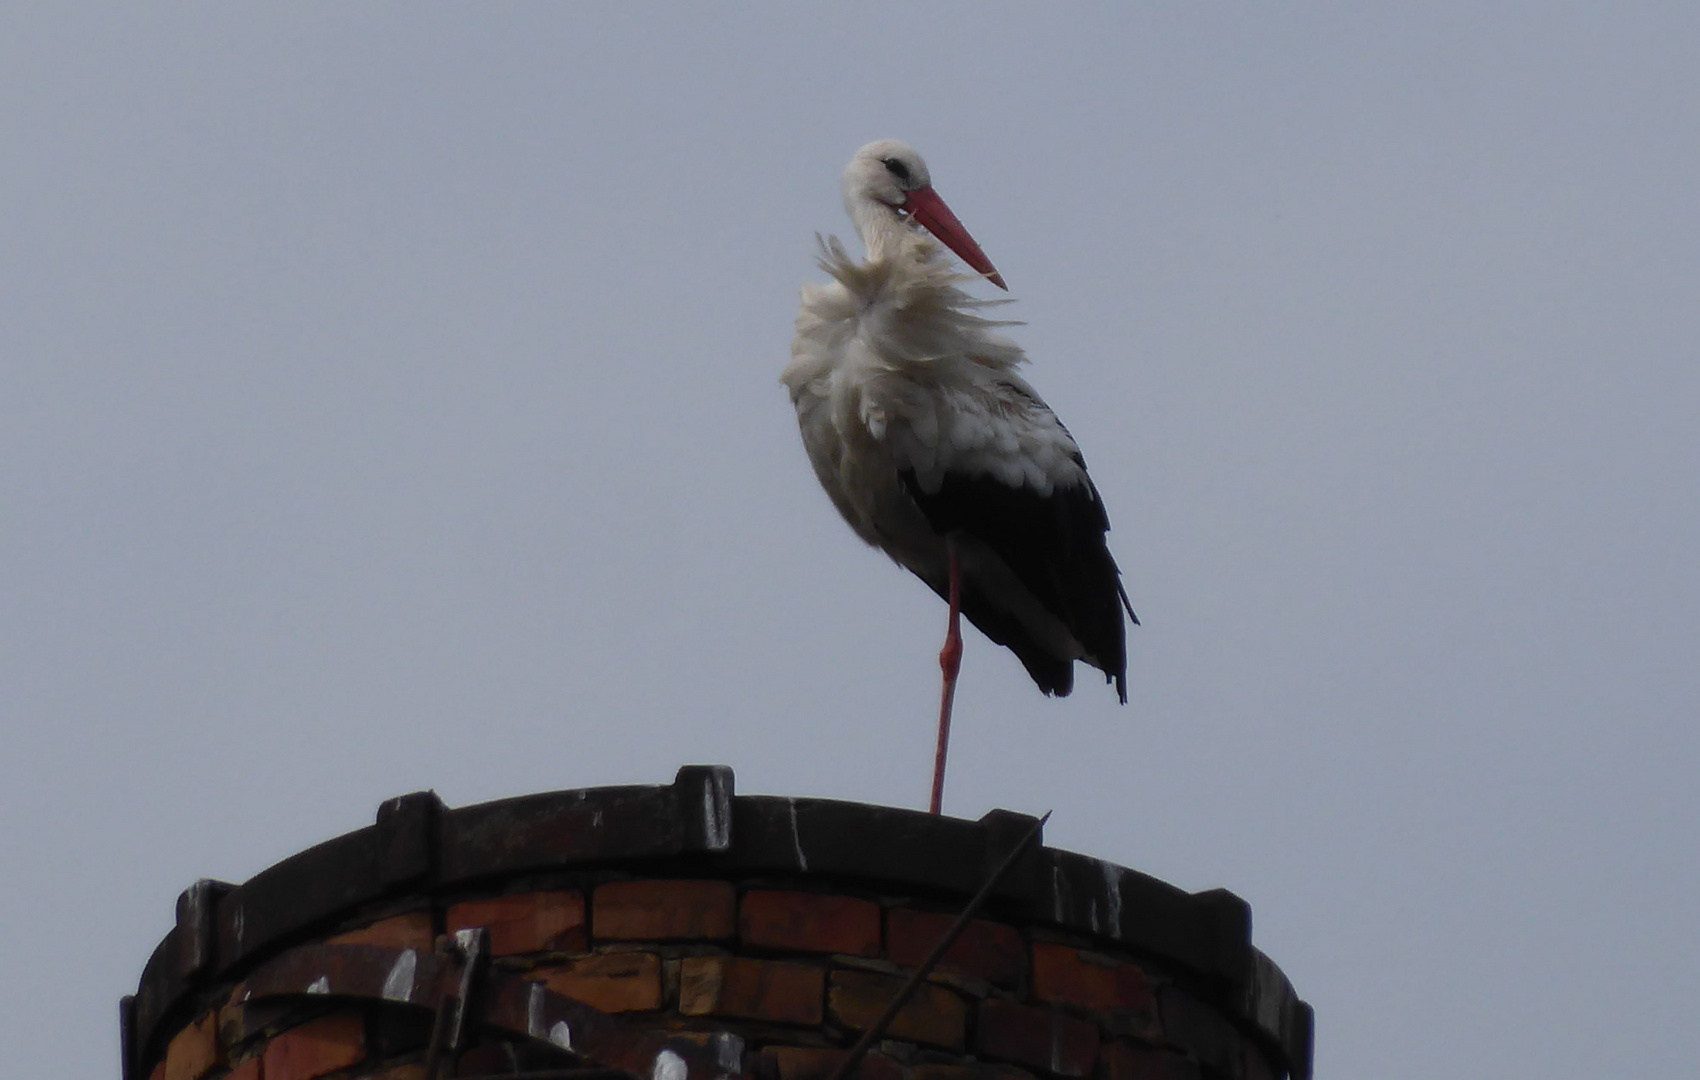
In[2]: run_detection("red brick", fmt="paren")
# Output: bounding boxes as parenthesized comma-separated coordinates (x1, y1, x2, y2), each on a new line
(828, 969, 966, 1049)
(741, 890, 880, 956)
(888, 908, 1026, 987)
(1032, 943, 1157, 1025)
(534, 951, 662, 1012)
(762, 1046, 903, 1080)
(594, 880, 735, 940)
(326, 911, 435, 951)
(162, 1010, 221, 1080)
(680, 955, 824, 1025)
(262, 1011, 365, 1080)
(224, 1059, 261, 1080)
(446, 891, 586, 955)
(1098, 1041, 1200, 1080)
(976, 999, 1100, 1077)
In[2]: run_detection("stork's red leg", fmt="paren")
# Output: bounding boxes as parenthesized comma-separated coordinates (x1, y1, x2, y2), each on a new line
(930, 540, 963, 815)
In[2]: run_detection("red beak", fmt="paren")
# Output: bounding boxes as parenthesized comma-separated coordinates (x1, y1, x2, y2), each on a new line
(904, 185, 1008, 290)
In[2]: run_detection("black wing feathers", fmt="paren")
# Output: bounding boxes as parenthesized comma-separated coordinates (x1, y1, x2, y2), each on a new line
(948, 579, 1077, 697)
(899, 463, 1132, 702)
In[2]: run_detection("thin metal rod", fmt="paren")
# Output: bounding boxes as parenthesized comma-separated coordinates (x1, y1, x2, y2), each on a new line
(823, 810, 1051, 1080)
(930, 540, 963, 815)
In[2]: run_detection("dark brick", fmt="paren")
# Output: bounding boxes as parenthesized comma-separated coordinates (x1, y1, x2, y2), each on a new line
(975, 999, 1100, 1077)
(594, 880, 736, 941)
(1159, 987, 1240, 1079)
(680, 955, 824, 1025)
(829, 969, 967, 1049)
(1098, 1041, 1201, 1080)
(742, 890, 880, 956)
(1032, 943, 1158, 1036)
(762, 1047, 904, 1080)
(888, 908, 1026, 987)
(446, 890, 586, 955)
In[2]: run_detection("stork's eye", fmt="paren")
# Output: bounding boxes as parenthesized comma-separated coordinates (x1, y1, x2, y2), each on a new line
(882, 157, 912, 184)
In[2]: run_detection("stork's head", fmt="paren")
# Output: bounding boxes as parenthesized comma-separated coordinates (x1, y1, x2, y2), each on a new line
(842, 139, 1007, 290)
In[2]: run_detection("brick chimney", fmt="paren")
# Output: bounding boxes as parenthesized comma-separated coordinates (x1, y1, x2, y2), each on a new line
(123, 766, 1311, 1080)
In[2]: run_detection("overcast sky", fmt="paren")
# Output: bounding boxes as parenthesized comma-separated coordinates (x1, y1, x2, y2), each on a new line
(4, 5, 1697, 1077)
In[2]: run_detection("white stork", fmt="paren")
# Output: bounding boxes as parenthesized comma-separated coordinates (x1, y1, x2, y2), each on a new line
(782, 139, 1136, 812)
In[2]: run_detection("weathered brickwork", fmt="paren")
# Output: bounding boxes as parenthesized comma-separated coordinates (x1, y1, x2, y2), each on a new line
(133, 878, 1286, 1079)
(828, 968, 968, 1049)
(1098, 1041, 1203, 1080)
(761, 1046, 904, 1080)
(680, 955, 826, 1025)
(595, 879, 737, 941)
(534, 950, 663, 1013)
(325, 912, 435, 952)
(128, 776, 1305, 1080)
(975, 999, 1101, 1077)
(887, 908, 1026, 987)
(445, 890, 586, 955)
(1157, 986, 1244, 1078)
(741, 890, 882, 957)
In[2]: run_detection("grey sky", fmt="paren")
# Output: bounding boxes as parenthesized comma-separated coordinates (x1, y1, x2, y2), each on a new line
(4, 4, 1697, 1076)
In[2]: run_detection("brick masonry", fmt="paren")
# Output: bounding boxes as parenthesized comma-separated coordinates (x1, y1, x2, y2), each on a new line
(975, 999, 1101, 1077)
(595, 879, 736, 941)
(887, 908, 1026, 988)
(1033, 942, 1161, 1039)
(127, 775, 1305, 1080)
(680, 955, 826, 1025)
(534, 951, 664, 1013)
(1098, 1041, 1203, 1080)
(829, 968, 968, 1049)
(761, 1046, 904, 1080)
(446, 890, 586, 955)
(134, 878, 1284, 1079)
(741, 890, 882, 957)
(325, 912, 435, 952)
